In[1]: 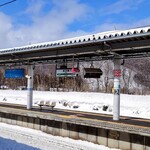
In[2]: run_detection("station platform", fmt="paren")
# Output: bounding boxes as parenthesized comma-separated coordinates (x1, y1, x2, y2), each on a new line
(0, 103, 150, 150)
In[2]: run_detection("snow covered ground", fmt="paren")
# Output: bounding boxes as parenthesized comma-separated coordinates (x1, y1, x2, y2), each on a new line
(0, 90, 150, 119)
(0, 90, 149, 150)
(0, 122, 118, 150)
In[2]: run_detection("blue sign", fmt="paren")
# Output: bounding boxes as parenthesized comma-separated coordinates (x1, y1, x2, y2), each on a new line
(5, 69, 25, 78)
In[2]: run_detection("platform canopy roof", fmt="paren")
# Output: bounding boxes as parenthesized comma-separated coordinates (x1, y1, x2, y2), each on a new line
(0, 26, 150, 65)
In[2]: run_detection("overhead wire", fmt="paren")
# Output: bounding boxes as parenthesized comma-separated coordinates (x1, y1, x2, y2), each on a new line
(0, 0, 17, 7)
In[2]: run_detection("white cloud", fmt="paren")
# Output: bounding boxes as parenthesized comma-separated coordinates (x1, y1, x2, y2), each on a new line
(0, 0, 89, 48)
(25, 0, 46, 16)
(100, 0, 144, 15)
(0, 0, 149, 49)
(93, 17, 150, 33)
(0, 13, 13, 48)
(94, 23, 129, 33)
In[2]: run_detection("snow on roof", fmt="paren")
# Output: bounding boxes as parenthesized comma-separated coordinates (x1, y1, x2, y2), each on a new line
(1, 26, 150, 54)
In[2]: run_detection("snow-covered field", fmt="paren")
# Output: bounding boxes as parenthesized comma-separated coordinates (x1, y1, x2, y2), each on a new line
(0, 90, 150, 119)
(0, 90, 149, 150)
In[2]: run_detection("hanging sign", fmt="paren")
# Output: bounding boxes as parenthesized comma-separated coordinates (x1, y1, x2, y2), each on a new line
(56, 68, 80, 77)
(5, 69, 25, 78)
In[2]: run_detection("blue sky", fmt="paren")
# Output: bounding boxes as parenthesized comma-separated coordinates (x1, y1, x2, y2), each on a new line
(0, 0, 150, 48)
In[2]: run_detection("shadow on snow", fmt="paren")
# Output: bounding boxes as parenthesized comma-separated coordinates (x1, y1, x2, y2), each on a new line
(0, 137, 39, 150)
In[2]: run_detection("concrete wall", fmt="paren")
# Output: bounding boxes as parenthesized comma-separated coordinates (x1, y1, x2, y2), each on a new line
(0, 112, 149, 150)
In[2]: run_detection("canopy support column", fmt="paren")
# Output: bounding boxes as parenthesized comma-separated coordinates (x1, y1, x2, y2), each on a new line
(27, 65, 34, 109)
(113, 58, 122, 121)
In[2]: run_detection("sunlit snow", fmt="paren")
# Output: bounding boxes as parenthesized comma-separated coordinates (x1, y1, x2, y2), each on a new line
(0, 90, 149, 150)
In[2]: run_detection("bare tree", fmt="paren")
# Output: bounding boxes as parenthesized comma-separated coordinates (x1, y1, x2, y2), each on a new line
(121, 68, 133, 94)
(101, 60, 113, 93)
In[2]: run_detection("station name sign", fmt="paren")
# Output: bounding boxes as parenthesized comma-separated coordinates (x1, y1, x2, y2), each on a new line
(56, 68, 80, 77)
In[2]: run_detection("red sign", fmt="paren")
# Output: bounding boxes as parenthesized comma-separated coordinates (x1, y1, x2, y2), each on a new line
(114, 69, 121, 77)
(71, 68, 80, 73)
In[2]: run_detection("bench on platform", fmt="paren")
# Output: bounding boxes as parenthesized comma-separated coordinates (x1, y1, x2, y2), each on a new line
(37, 100, 56, 111)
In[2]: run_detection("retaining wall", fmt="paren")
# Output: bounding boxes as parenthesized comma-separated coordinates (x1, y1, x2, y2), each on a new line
(0, 111, 150, 150)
